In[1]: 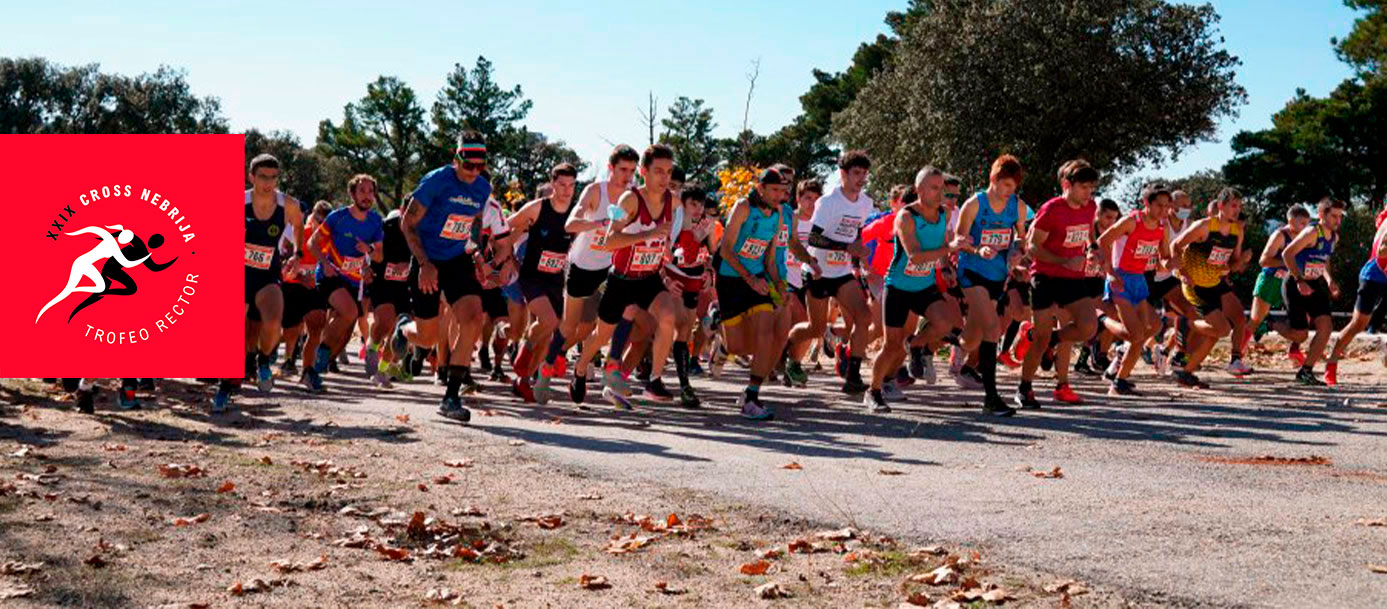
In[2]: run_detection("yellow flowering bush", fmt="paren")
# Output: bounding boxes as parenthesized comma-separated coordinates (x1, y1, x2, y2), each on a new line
(716, 165, 760, 217)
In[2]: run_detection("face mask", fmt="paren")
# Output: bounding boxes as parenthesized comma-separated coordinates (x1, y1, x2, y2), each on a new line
(1176, 208, 1191, 221)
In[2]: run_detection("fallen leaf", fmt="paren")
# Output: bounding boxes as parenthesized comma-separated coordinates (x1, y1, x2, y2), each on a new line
(258, 456, 273, 465)
(981, 587, 1014, 602)
(816, 527, 857, 541)
(216, 481, 236, 493)
(909, 565, 957, 585)
(0, 562, 43, 575)
(395, 414, 410, 423)
(577, 493, 603, 500)
(171, 513, 211, 527)
(1030, 467, 1064, 479)
(270, 554, 328, 573)
(788, 539, 829, 554)
(375, 545, 411, 561)
(761, 549, 785, 560)
(878, 469, 906, 476)
(432, 475, 453, 485)
(653, 580, 688, 595)
(1371, 564, 1387, 574)
(781, 462, 803, 470)
(579, 574, 610, 590)
(34, 513, 54, 522)
(418, 484, 428, 492)
(158, 463, 206, 478)
(1044, 579, 1089, 595)
(424, 587, 463, 604)
(520, 513, 565, 529)
(606, 533, 658, 554)
(740, 559, 773, 575)
(443, 459, 473, 468)
(905, 591, 932, 606)
(755, 581, 792, 599)
(1355, 518, 1387, 527)
(0, 585, 35, 599)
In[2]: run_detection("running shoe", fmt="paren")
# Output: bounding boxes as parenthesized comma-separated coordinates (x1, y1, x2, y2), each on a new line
(841, 377, 869, 396)
(569, 375, 588, 404)
(257, 361, 274, 393)
(1105, 344, 1126, 381)
(534, 366, 553, 405)
(1013, 385, 1041, 409)
(737, 392, 774, 421)
(1012, 321, 1035, 361)
(1108, 378, 1139, 396)
(1140, 346, 1154, 367)
(364, 344, 381, 378)
(785, 360, 809, 387)
(603, 364, 632, 397)
(552, 355, 568, 379)
(211, 385, 232, 414)
(1053, 383, 1083, 405)
(77, 388, 96, 414)
(920, 353, 938, 385)
(678, 385, 701, 409)
(302, 368, 324, 393)
(998, 350, 1022, 370)
(1153, 344, 1170, 376)
(687, 359, 705, 377)
(1173, 369, 1208, 389)
(909, 348, 926, 379)
(948, 345, 964, 375)
(459, 372, 481, 396)
(881, 381, 906, 403)
(1090, 342, 1111, 374)
(390, 315, 412, 362)
(1323, 361, 1338, 387)
(602, 385, 634, 410)
(1226, 357, 1253, 377)
(1295, 366, 1325, 387)
(982, 394, 1016, 417)
(835, 343, 849, 379)
(438, 396, 471, 422)
(1040, 346, 1056, 372)
(644, 378, 674, 402)
(894, 366, 915, 388)
(372, 370, 393, 389)
(951, 366, 982, 390)
(118, 385, 141, 411)
(864, 390, 891, 414)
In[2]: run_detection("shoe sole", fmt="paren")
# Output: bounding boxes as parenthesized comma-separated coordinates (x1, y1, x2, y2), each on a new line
(603, 389, 633, 410)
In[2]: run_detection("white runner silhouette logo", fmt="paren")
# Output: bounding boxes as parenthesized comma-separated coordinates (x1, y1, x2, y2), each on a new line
(35, 224, 150, 323)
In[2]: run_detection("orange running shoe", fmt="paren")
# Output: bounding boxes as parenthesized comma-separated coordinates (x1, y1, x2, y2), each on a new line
(1053, 383, 1084, 405)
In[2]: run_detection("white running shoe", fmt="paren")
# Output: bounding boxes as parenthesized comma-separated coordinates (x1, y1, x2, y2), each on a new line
(881, 381, 906, 403)
(1226, 357, 1253, 376)
(921, 354, 938, 385)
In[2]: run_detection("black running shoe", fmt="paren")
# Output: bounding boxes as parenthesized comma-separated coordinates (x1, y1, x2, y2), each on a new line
(1295, 367, 1326, 387)
(644, 378, 674, 402)
(76, 389, 95, 414)
(1013, 386, 1041, 409)
(570, 376, 588, 404)
(983, 394, 1017, 417)
(841, 377, 869, 396)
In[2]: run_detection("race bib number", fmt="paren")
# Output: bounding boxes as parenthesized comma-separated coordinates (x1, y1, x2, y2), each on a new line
(537, 250, 567, 274)
(904, 259, 937, 277)
(245, 243, 274, 270)
(1063, 225, 1090, 248)
(1304, 261, 1326, 280)
(591, 230, 610, 251)
(384, 261, 411, 281)
(1134, 240, 1160, 259)
(341, 256, 366, 275)
(825, 250, 852, 267)
(440, 213, 475, 241)
(980, 229, 1011, 248)
(738, 237, 769, 260)
(776, 227, 789, 247)
(1208, 246, 1232, 266)
(630, 241, 664, 272)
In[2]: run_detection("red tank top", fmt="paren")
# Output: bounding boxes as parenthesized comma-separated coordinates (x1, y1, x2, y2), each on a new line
(611, 187, 672, 278)
(1117, 209, 1165, 274)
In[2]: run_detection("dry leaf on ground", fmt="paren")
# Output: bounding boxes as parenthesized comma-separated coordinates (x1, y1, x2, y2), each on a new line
(171, 513, 211, 526)
(653, 580, 688, 595)
(755, 581, 792, 599)
(158, 463, 206, 478)
(215, 481, 235, 493)
(443, 459, 473, 468)
(579, 574, 610, 590)
(1044, 579, 1089, 595)
(424, 587, 463, 604)
(0, 562, 43, 575)
(1371, 564, 1387, 574)
(780, 462, 803, 470)
(0, 585, 35, 599)
(1030, 467, 1064, 479)
(740, 559, 773, 575)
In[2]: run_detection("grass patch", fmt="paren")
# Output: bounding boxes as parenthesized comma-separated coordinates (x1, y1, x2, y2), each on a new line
(842, 550, 930, 578)
(0, 496, 19, 515)
(507, 536, 580, 569)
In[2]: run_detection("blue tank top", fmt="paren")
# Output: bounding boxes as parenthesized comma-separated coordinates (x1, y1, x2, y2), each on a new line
(886, 206, 947, 292)
(718, 203, 781, 278)
(957, 191, 1019, 281)
(1294, 222, 1336, 282)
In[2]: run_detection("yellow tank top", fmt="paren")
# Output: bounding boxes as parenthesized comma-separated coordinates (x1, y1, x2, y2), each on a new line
(1181, 218, 1241, 287)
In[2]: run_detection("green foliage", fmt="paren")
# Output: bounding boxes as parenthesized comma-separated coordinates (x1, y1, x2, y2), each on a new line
(1333, 0, 1387, 78)
(428, 56, 534, 168)
(317, 76, 429, 209)
(834, 0, 1245, 202)
(242, 129, 352, 212)
(1, 57, 227, 134)
(660, 96, 720, 187)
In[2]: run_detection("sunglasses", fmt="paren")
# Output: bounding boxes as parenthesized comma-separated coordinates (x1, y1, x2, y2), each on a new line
(462, 160, 487, 171)
(943, 193, 959, 199)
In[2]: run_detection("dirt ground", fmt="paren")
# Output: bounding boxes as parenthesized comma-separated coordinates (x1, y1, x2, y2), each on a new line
(0, 374, 1157, 609)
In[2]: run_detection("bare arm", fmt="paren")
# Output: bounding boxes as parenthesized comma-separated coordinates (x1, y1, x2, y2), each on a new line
(1170, 219, 1210, 260)
(401, 198, 432, 267)
(600, 191, 658, 250)
(718, 201, 756, 282)
(508, 198, 544, 235)
(1281, 225, 1318, 280)
(1259, 231, 1287, 269)
(951, 196, 981, 254)
(565, 184, 607, 234)
(1097, 214, 1136, 276)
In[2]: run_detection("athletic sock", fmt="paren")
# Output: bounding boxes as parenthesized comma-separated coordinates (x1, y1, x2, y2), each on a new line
(514, 345, 534, 379)
(1000, 321, 1021, 353)
(610, 319, 634, 361)
(910, 345, 926, 363)
(978, 341, 999, 399)
(544, 330, 566, 365)
(848, 356, 864, 383)
(445, 365, 466, 399)
(673, 341, 691, 389)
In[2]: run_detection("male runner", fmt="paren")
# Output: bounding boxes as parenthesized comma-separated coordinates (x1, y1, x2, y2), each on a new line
(508, 163, 579, 402)
(1325, 208, 1387, 378)
(1247, 205, 1311, 360)
(665, 186, 717, 408)
(391, 131, 509, 422)
(1096, 183, 1174, 395)
(787, 150, 875, 396)
(308, 174, 385, 381)
(1280, 197, 1346, 385)
(780, 180, 822, 387)
(1168, 188, 1248, 389)
(368, 206, 415, 387)
(280, 201, 330, 390)
(1015, 160, 1100, 408)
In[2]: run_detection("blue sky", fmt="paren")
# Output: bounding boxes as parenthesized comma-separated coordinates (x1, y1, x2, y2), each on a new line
(6, 1, 1363, 183)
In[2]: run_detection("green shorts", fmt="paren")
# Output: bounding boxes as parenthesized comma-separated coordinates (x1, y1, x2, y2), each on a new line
(1253, 271, 1285, 309)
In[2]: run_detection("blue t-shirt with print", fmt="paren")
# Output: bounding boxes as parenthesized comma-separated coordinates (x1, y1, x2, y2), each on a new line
(315, 206, 384, 286)
(411, 165, 494, 262)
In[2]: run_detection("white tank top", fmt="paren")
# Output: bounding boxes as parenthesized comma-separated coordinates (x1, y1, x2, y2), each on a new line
(568, 181, 617, 271)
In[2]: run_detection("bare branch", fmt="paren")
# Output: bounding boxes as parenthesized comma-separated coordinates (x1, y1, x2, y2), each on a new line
(741, 58, 761, 163)
(635, 91, 658, 147)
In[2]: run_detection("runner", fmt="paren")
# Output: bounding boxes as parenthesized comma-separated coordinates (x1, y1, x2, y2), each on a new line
(1096, 183, 1175, 395)
(538, 145, 640, 404)
(1143, 189, 1200, 373)
(664, 186, 717, 408)
(570, 144, 682, 410)
(1325, 208, 1387, 378)
(1247, 205, 1310, 360)
(715, 168, 790, 420)
(1015, 160, 1101, 408)
(1168, 188, 1249, 389)
(507, 163, 579, 402)
(952, 155, 1028, 405)
(861, 185, 911, 347)
(1279, 197, 1346, 385)
(280, 201, 331, 391)
(786, 150, 875, 396)
(219, 154, 304, 411)
(780, 180, 822, 387)
(867, 167, 977, 413)
(308, 174, 385, 382)
(1074, 199, 1122, 376)
(367, 205, 415, 387)
(390, 130, 509, 422)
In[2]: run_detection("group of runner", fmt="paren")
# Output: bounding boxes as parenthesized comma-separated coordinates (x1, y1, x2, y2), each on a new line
(97, 132, 1387, 419)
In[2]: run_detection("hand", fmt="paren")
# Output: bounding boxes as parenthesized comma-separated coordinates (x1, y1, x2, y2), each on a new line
(1064, 256, 1085, 271)
(748, 276, 769, 295)
(282, 256, 300, 279)
(847, 242, 868, 259)
(951, 235, 972, 251)
(909, 251, 931, 265)
(1330, 283, 1341, 299)
(1107, 273, 1125, 294)
(355, 238, 370, 256)
(323, 262, 339, 278)
(809, 261, 824, 278)
(1297, 279, 1313, 297)
(418, 262, 439, 294)
(978, 245, 996, 260)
